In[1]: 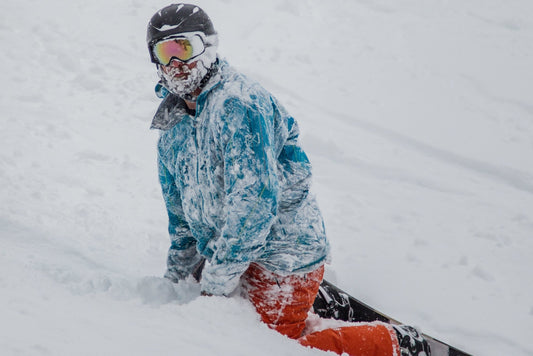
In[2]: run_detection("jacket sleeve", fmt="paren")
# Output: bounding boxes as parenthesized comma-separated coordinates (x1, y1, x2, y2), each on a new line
(201, 99, 279, 296)
(158, 155, 204, 282)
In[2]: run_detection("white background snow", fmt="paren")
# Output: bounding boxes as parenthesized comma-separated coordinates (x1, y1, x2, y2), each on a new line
(1, 0, 532, 355)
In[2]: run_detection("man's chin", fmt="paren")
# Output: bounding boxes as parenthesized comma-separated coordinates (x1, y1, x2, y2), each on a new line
(167, 79, 201, 97)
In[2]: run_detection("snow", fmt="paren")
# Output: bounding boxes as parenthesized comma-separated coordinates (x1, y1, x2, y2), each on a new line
(1, 0, 532, 355)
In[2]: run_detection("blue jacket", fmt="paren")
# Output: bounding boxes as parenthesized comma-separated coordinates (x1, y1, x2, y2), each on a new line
(152, 60, 329, 296)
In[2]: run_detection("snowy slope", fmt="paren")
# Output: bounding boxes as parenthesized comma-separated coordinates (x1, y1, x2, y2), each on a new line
(1, 0, 533, 355)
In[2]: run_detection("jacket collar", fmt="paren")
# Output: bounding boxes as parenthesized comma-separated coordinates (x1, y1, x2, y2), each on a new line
(150, 93, 189, 130)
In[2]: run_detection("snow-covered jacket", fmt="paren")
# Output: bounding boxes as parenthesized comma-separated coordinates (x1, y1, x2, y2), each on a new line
(151, 60, 330, 296)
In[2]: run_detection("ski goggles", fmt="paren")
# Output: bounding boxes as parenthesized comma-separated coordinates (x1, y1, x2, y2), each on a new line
(151, 34, 206, 65)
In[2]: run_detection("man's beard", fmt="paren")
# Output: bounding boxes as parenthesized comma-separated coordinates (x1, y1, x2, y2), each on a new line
(157, 61, 208, 98)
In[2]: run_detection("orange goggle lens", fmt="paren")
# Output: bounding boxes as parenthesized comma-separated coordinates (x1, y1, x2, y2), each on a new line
(152, 36, 205, 65)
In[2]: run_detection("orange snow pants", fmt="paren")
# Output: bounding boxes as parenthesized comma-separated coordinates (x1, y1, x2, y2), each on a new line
(242, 263, 400, 356)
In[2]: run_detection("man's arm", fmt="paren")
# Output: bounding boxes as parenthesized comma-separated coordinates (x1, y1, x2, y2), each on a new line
(158, 155, 204, 282)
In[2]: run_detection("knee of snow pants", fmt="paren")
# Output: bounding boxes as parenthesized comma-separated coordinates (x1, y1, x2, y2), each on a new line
(242, 263, 400, 356)
(242, 262, 324, 339)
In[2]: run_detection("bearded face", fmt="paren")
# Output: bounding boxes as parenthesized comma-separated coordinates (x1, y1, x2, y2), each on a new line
(157, 60, 209, 97)
(152, 32, 218, 99)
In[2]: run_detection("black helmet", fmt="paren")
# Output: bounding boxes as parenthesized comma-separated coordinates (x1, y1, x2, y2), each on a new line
(147, 4, 217, 50)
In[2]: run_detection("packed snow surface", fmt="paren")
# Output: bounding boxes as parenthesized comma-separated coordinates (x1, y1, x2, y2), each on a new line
(1, 0, 532, 355)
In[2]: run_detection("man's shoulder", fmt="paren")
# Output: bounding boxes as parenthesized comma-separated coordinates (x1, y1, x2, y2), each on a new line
(214, 60, 272, 104)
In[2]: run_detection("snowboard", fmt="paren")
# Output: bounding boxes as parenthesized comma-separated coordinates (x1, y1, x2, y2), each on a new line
(313, 280, 472, 356)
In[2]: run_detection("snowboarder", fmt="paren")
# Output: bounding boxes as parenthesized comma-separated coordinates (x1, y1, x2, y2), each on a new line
(147, 4, 431, 356)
